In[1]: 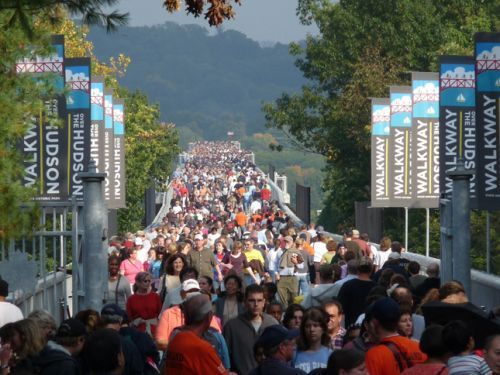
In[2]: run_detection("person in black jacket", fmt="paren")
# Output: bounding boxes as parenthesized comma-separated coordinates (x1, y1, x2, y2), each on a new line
(36, 318, 86, 375)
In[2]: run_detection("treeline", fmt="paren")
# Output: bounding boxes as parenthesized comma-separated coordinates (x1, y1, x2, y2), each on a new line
(88, 22, 306, 140)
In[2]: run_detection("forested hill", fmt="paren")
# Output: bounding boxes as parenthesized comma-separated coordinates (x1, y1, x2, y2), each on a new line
(88, 22, 306, 140)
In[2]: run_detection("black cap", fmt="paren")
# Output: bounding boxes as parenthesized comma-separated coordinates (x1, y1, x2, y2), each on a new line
(56, 318, 87, 338)
(366, 297, 401, 323)
(255, 324, 299, 350)
(101, 303, 127, 323)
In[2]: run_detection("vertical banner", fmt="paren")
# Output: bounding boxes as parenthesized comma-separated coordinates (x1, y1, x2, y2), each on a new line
(90, 76, 105, 173)
(65, 58, 91, 199)
(439, 56, 477, 207)
(370, 98, 391, 207)
(411, 72, 440, 208)
(16, 35, 68, 201)
(112, 99, 126, 208)
(103, 89, 114, 203)
(475, 32, 500, 210)
(389, 86, 414, 206)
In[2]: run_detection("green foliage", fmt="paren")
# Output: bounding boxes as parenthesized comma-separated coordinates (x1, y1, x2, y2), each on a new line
(264, 0, 497, 233)
(0, 0, 128, 38)
(117, 90, 180, 233)
(0, 12, 63, 239)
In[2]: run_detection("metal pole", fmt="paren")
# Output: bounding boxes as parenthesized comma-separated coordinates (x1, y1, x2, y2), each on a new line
(448, 159, 474, 297)
(79, 161, 106, 311)
(440, 198, 453, 282)
(486, 211, 491, 274)
(404, 207, 409, 251)
(425, 208, 430, 257)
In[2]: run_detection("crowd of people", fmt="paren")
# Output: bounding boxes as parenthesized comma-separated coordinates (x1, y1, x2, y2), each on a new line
(1, 140, 500, 375)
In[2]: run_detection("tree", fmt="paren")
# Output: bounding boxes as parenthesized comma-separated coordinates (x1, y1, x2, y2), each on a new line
(1, 0, 128, 37)
(164, 0, 243, 26)
(264, 0, 497, 232)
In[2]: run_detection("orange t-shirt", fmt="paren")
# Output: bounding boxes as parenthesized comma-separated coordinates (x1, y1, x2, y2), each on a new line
(303, 242, 315, 256)
(366, 335, 427, 375)
(164, 330, 228, 375)
(235, 212, 247, 227)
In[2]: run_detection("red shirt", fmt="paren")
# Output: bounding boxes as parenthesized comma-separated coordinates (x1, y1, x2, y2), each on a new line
(126, 292, 162, 336)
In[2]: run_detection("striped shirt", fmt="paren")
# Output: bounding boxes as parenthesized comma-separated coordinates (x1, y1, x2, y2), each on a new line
(447, 354, 491, 375)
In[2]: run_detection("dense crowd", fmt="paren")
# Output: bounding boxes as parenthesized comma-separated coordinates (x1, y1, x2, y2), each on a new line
(1, 141, 500, 375)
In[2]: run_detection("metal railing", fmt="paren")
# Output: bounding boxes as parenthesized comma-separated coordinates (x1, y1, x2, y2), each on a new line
(0, 200, 83, 323)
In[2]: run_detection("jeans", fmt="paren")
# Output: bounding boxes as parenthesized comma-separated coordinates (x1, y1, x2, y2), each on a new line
(244, 273, 260, 287)
(296, 273, 310, 296)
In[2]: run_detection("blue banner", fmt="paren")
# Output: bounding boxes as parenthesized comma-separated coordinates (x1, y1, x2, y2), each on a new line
(439, 56, 477, 207)
(411, 72, 440, 208)
(371, 98, 392, 207)
(475, 32, 500, 210)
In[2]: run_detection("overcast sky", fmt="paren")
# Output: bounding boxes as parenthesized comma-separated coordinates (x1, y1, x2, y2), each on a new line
(112, 0, 318, 44)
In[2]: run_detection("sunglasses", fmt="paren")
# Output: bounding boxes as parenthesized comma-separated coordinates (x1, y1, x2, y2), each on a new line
(141, 279, 152, 283)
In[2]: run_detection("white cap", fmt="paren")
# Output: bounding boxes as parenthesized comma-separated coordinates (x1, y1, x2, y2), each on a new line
(182, 279, 200, 293)
(194, 233, 204, 241)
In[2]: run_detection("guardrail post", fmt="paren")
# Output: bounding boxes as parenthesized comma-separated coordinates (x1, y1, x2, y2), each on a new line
(447, 159, 474, 297)
(80, 160, 107, 311)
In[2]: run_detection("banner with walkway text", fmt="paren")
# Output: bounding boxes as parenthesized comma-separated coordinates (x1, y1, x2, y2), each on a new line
(370, 98, 391, 207)
(439, 56, 477, 207)
(411, 72, 440, 208)
(389, 86, 414, 206)
(16, 35, 68, 201)
(65, 57, 91, 199)
(475, 32, 500, 210)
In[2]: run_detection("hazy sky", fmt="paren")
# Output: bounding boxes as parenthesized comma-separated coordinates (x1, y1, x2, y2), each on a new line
(112, 0, 318, 44)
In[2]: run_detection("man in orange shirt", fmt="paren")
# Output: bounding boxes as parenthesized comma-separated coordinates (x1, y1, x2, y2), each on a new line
(235, 208, 247, 228)
(164, 293, 235, 375)
(365, 298, 426, 375)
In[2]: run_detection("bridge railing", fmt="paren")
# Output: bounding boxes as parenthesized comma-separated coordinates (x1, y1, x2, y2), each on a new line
(263, 165, 500, 311)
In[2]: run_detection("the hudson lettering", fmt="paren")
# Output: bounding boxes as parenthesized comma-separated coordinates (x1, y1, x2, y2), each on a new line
(71, 113, 85, 197)
(45, 99, 60, 195)
(113, 137, 121, 200)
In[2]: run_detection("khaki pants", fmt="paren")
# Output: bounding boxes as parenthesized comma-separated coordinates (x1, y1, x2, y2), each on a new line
(277, 275, 299, 308)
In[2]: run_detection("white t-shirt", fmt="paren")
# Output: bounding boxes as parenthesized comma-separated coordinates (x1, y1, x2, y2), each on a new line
(374, 249, 391, 268)
(0, 301, 23, 328)
(312, 241, 328, 263)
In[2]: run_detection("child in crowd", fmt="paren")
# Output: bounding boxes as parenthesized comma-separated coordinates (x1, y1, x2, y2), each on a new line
(442, 320, 491, 375)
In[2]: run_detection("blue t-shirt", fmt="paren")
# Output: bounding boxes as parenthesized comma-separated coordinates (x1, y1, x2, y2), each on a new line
(293, 346, 332, 373)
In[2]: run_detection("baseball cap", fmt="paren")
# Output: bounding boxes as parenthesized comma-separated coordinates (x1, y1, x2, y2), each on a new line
(56, 318, 87, 338)
(101, 303, 127, 323)
(255, 324, 299, 350)
(194, 233, 204, 241)
(365, 297, 401, 323)
(307, 229, 317, 238)
(388, 252, 401, 260)
(182, 279, 200, 293)
(352, 229, 360, 236)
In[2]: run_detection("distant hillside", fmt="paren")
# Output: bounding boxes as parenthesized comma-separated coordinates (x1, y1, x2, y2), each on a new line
(88, 22, 306, 140)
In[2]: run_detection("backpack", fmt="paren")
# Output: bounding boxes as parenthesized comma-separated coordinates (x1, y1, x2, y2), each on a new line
(379, 341, 413, 372)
